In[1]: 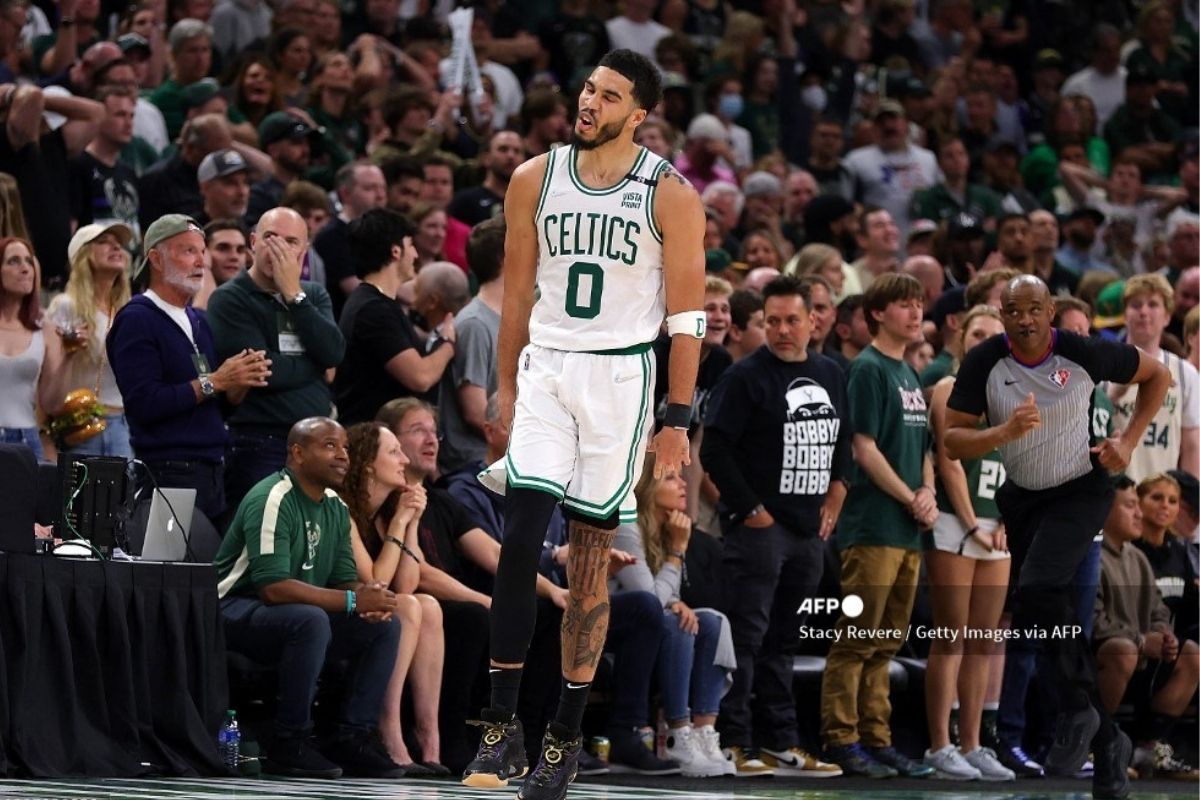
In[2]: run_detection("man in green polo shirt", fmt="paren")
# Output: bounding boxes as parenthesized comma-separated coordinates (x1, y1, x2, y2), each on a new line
(821, 273, 938, 779)
(910, 137, 1003, 229)
(215, 417, 404, 779)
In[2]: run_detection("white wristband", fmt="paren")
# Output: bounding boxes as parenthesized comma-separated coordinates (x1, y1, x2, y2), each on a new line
(666, 310, 706, 339)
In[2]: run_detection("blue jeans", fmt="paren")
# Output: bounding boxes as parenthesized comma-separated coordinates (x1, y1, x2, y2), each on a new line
(221, 595, 401, 736)
(225, 429, 289, 520)
(997, 532, 1104, 748)
(139, 458, 225, 525)
(659, 607, 727, 723)
(0, 426, 43, 460)
(63, 413, 133, 458)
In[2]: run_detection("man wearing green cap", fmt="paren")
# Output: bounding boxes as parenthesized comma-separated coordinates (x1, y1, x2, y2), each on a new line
(108, 213, 272, 523)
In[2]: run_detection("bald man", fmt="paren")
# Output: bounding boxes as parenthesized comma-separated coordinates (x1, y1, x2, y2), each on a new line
(944, 276, 1170, 799)
(208, 206, 347, 517)
(215, 416, 405, 779)
(902, 255, 945, 309)
(414, 260, 470, 336)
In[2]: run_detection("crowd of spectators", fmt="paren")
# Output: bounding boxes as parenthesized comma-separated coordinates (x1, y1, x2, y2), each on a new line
(0, 0, 1196, 787)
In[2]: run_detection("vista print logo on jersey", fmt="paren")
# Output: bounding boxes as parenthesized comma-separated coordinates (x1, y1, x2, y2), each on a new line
(1049, 368, 1071, 389)
(781, 378, 839, 496)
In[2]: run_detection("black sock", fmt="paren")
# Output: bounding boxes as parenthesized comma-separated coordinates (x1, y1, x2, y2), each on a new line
(489, 667, 523, 716)
(553, 679, 590, 739)
(1147, 712, 1175, 744)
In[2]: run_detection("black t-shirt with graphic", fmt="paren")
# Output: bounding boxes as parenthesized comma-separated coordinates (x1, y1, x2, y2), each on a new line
(653, 334, 732, 435)
(702, 346, 852, 534)
(70, 150, 140, 232)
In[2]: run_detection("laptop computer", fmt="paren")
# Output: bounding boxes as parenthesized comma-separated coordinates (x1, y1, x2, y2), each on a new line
(140, 488, 196, 561)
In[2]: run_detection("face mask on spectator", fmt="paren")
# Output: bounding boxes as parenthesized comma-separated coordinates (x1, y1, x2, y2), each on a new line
(801, 85, 827, 112)
(718, 93, 744, 120)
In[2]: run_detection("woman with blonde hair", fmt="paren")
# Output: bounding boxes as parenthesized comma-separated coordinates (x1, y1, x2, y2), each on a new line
(923, 304, 1015, 781)
(46, 224, 136, 456)
(610, 454, 734, 777)
(788, 242, 846, 299)
(0, 173, 30, 239)
(341, 421, 447, 775)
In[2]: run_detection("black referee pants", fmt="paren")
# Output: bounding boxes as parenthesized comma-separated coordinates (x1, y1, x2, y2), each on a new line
(997, 467, 1115, 746)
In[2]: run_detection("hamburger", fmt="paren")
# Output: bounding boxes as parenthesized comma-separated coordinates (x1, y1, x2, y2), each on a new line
(49, 389, 107, 446)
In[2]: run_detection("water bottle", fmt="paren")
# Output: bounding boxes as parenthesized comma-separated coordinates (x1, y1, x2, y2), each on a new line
(218, 709, 240, 773)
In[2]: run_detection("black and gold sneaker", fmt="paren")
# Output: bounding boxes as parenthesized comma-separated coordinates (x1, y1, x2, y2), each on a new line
(462, 709, 529, 789)
(517, 723, 583, 800)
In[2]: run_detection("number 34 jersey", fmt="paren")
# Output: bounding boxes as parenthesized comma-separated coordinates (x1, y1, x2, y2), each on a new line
(530, 144, 671, 352)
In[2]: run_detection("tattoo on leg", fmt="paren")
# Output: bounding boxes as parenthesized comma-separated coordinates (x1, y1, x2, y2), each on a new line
(567, 602, 609, 670)
(566, 522, 614, 599)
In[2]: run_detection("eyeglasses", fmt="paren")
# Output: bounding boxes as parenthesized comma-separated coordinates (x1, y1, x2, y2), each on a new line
(399, 425, 442, 441)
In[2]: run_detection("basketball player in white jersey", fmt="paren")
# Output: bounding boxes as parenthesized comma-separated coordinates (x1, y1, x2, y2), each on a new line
(461, 50, 706, 800)
(1109, 273, 1199, 482)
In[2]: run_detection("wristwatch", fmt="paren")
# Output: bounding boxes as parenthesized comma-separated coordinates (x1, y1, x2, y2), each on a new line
(287, 290, 307, 306)
(199, 376, 215, 398)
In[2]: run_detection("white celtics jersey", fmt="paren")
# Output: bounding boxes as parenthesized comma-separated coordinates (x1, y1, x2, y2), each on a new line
(529, 144, 670, 352)
(1111, 348, 1199, 483)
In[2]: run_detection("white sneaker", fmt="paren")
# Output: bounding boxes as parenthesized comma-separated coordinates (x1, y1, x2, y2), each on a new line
(694, 725, 735, 776)
(924, 744, 982, 780)
(665, 725, 725, 777)
(963, 747, 1016, 781)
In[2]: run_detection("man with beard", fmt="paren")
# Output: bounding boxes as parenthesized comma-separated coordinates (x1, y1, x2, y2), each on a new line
(945, 275, 1170, 799)
(247, 112, 320, 227)
(1029, 210, 1081, 296)
(108, 214, 272, 522)
(462, 49, 704, 800)
(449, 131, 523, 227)
(1057, 207, 1114, 275)
(314, 160, 387, 319)
(993, 213, 1033, 273)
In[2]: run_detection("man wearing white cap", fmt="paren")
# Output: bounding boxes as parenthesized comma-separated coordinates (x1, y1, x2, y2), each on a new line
(197, 148, 251, 226)
(675, 113, 736, 195)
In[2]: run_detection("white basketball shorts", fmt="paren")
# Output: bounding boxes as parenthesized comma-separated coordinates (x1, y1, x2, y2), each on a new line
(478, 342, 654, 523)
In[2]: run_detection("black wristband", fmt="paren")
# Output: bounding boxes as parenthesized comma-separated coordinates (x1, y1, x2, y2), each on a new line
(663, 402, 691, 429)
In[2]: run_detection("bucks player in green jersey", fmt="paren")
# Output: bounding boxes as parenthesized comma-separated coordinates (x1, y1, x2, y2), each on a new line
(462, 50, 706, 800)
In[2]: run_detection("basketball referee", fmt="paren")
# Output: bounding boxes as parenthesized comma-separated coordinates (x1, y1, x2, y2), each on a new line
(943, 276, 1169, 800)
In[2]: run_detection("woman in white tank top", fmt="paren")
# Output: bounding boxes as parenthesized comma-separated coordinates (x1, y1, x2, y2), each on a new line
(46, 224, 137, 458)
(0, 237, 72, 460)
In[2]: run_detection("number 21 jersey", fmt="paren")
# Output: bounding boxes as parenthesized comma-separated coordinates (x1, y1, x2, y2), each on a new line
(530, 144, 670, 352)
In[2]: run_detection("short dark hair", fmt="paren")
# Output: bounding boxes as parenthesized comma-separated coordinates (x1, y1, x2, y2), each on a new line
(467, 215, 506, 284)
(379, 155, 423, 186)
(597, 49, 662, 111)
(520, 88, 566, 130)
(858, 205, 888, 234)
(1112, 474, 1136, 492)
(204, 218, 247, 243)
(421, 153, 455, 174)
(996, 212, 1030, 236)
(836, 293, 864, 326)
(728, 287, 763, 330)
(383, 87, 435, 131)
(1052, 295, 1093, 325)
(863, 273, 923, 335)
(348, 208, 415, 278)
(761, 274, 811, 310)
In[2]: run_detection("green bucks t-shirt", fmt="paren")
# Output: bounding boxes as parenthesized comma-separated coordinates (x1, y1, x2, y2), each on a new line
(215, 468, 358, 598)
(839, 345, 930, 550)
(920, 348, 955, 389)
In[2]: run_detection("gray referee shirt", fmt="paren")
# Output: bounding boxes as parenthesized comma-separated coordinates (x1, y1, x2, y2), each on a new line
(948, 330, 1140, 491)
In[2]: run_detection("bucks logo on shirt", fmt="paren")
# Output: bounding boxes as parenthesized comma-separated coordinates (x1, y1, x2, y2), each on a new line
(782, 377, 841, 495)
(530, 145, 671, 352)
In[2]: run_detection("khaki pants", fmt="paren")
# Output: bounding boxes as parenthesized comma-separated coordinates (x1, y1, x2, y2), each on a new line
(820, 545, 921, 747)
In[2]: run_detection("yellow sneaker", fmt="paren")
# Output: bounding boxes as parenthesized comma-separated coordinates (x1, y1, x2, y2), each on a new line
(723, 746, 775, 778)
(762, 746, 844, 777)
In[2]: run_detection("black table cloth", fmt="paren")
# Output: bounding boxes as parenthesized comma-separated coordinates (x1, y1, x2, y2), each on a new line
(0, 553, 228, 777)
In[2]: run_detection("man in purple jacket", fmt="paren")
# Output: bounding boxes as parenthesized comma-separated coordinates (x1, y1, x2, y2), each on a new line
(108, 214, 271, 522)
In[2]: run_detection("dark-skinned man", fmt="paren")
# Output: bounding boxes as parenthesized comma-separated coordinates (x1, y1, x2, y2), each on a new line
(944, 275, 1170, 800)
(215, 417, 406, 780)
